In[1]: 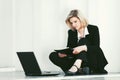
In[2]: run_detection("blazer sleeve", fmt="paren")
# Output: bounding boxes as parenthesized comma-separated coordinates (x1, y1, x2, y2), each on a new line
(86, 25, 108, 69)
(87, 25, 100, 52)
(67, 30, 78, 48)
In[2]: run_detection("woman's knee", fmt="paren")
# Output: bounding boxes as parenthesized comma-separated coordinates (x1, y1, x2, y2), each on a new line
(49, 52, 58, 61)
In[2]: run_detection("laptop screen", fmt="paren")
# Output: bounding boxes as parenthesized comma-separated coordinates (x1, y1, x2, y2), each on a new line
(17, 52, 42, 75)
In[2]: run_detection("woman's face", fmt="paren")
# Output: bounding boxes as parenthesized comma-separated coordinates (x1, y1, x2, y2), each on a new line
(69, 17, 81, 30)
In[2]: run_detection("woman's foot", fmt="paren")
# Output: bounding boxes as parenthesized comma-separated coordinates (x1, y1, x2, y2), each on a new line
(69, 65, 78, 72)
(65, 59, 82, 75)
(65, 65, 79, 75)
(65, 66, 90, 75)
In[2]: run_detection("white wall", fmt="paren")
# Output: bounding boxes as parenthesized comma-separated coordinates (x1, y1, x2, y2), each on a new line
(15, 0, 33, 51)
(0, 0, 13, 67)
(0, 0, 120, 72)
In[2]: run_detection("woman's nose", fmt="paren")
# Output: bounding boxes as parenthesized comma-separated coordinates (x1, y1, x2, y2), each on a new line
(72, 23, 76, 27)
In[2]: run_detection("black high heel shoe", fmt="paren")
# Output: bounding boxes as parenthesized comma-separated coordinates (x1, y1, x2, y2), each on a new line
(65, 65, 79, 75)
(65, 65, 90, 76)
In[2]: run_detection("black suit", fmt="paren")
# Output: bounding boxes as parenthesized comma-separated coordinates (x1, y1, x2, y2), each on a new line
(49, 24, 108, 74)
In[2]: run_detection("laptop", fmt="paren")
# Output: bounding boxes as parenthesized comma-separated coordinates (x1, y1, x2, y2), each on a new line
(17, 52, 59, 76)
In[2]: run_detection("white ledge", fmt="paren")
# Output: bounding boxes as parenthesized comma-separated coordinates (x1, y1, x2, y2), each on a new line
(0, 67, 15, 72)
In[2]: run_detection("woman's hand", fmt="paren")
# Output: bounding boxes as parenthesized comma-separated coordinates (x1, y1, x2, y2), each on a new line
(58, 53, 67, 58)
(73, 45, 87, 54)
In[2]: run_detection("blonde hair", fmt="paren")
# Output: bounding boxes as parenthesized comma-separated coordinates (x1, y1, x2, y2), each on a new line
(65, 9, 88, 30)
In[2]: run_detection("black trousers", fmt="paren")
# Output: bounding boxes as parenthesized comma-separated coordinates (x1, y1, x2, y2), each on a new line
(49, 51, 88, 72)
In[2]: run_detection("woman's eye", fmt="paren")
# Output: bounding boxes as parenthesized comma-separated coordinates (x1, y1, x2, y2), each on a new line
(70, 22, 73, 24)
(74, 21, 77, 23)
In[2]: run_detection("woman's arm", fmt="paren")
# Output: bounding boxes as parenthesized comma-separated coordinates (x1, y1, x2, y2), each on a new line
(67, 30, 78, 48)
(72, 45, 87, 54)
(86, 25, 100, 53)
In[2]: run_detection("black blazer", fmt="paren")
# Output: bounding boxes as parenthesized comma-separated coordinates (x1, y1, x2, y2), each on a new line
(67, 24, 108, 72)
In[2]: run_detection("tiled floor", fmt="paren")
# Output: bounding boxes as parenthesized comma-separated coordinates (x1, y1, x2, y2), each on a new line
(0, 71, 120, 80)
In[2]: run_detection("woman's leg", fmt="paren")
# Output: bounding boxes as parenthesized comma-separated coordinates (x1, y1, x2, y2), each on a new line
(68, 51, 88, 72)
(68, 59, 82, 72)
(49, 52, 76, 72)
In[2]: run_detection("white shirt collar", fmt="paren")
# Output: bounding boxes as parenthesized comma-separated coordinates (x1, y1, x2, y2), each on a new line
(85, 27, 89, 35)
(77, 27, 89, 39)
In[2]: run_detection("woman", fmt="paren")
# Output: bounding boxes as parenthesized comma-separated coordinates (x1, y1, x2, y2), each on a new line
(49, 9, 108, 75)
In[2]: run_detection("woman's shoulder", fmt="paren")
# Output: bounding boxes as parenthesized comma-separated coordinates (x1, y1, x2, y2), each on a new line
(67, 29, 77, 35)
(87, 24, 99, 31)
(87, 24, 98, 29)
(68, 29, 77, 33)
